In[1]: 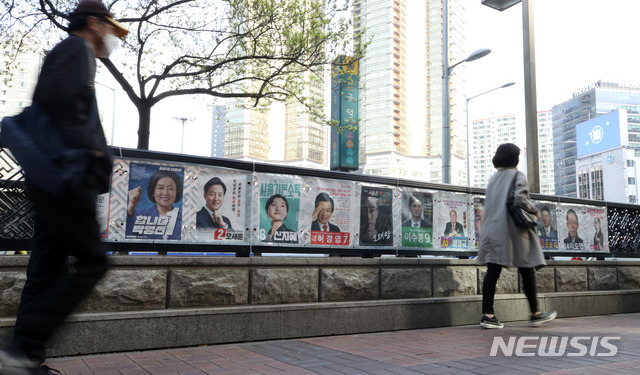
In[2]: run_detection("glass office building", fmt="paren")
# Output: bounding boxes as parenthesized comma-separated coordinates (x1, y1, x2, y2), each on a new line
(552, 81, 640, 197)
(224, 97, 270, 160)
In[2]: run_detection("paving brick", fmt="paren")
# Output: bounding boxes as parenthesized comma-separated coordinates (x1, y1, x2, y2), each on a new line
(41, 313, 640, 375)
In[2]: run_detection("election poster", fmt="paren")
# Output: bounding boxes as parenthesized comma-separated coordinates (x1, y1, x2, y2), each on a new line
(586, 206, 608, 251)
(436, 193, 470, 250)
(125, 163, 184, 240)
(473, 197, 484, 249)
(96, 192, 110, 239)
(534, 202, 559, 250)
(306, 179, 353, 246)
(359, 185, 393, 246)
(103, 158, 129, 242)
(400, 189, 434, 248)
(557, 204, 588, 251)
(192, 168, 247, 242)
(256, 175, 301, 245)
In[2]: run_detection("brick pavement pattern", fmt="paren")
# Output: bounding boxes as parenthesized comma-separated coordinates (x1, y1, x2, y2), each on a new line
(46, 313, 640, 374)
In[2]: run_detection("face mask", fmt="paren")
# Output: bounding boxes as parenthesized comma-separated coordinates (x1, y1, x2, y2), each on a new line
(101, 33, 118, 58)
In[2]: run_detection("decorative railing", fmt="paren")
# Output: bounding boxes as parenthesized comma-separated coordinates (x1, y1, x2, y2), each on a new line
(2, 146, 639, 258)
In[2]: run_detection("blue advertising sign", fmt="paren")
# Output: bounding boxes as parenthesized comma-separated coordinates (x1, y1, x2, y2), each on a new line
(576, 110, 627, 158)
(330, 56, 359, 171)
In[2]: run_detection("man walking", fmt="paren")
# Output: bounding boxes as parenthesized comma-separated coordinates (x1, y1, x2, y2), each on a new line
(0, 1, 128, 374)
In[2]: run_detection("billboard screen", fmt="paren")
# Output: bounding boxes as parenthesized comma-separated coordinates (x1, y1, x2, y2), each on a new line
(576, 109, 627, 158)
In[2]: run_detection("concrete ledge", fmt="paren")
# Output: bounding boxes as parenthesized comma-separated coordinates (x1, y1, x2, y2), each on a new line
(1, 289, 639, 357)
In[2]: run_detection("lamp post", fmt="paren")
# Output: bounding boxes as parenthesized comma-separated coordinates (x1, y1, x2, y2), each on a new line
(173, 116, 195, 154)
(441, 9, 491, 185)
(481, 0, 540, 193)
(94, 81, 116, 145)
(466, 82, 516, 187)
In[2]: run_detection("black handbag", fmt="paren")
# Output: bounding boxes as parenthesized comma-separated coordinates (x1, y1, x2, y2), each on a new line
(1, 102, 91, 197)
(506, 172, 538, 229)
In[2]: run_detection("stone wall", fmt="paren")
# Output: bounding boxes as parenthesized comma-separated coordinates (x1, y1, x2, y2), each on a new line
(0, 256, 636, 317)
(1, 256, 639, 356)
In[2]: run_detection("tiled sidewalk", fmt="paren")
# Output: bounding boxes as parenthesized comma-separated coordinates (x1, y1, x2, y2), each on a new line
(46, 313, 640, 374)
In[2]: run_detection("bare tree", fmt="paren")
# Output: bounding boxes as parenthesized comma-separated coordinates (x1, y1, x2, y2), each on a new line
(0, 0, 366, 149)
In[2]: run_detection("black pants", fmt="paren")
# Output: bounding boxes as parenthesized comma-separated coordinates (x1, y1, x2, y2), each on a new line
(12, 183, 110, 363)
(482, 263, 538, 315)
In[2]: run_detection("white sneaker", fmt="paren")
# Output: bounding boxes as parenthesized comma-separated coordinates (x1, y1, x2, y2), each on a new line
(530, 310, 557, 326)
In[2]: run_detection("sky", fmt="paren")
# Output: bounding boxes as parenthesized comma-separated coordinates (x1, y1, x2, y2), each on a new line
(95, 0, 640, 158)
(462, 0, 640, 119)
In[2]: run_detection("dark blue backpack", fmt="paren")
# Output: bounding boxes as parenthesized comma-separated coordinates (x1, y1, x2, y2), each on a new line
(1, 103, 90, 197)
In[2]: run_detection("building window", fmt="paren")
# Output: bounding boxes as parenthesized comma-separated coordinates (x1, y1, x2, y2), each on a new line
(627, 160, 635, 167)
(578, 171, 589, 199)
(630, 195, 637, 204)
(629, 177, 636, 185)
(591, 168, 604, 201)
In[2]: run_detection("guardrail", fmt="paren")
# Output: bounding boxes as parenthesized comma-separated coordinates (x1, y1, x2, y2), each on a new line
(2, 146, 640, 257)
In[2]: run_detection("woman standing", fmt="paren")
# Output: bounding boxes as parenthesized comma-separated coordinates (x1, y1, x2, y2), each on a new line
(593, 217, 604, 250)
(477, 143, 557, 329)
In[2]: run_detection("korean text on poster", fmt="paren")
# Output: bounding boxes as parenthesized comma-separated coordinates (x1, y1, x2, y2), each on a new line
(439, 196, 469, 250)
(126, 163, 184, 240)
(258, 178, 301, 244)
(309, 182, 352, 246)
(559, 206, 587, 251)
(401, 191, 434, 248)
(586, 207, 607, 251)
(359, 186, 393, 246)
(535, 203, 558, 250)
(96, 192, 110, 239)
(195, 173, 245, 242)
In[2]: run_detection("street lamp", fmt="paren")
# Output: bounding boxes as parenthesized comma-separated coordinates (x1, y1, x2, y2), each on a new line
(442, 45, 491, 185)
(481, 0, 540, 193)
(481, 0, 521, 11)
(94, 81, 116, 145)
(173, 116, 195, 154)
(466, 82, 516, 187)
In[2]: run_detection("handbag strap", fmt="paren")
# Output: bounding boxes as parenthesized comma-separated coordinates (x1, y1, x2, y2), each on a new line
(507, 171, 518, 204)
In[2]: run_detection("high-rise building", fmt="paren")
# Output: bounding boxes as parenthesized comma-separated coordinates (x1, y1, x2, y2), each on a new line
(210, 105, 225, 158)
(576, 146, 640, 204)
(0, 49, 42, 119)
(469, 111, 555, 191)
(574, 110, 640, 204)
(224, 0, 325, 165)
(537, 110, 555, 195)
(354, 0, 468, 184)
(470, 114, 519, 187)
(284, 70, 325, 167)
(224, 98, 270, 161)
(424, 0, 467, 183)
(552, 81, 640, 197)
(354, 0, 410, 177)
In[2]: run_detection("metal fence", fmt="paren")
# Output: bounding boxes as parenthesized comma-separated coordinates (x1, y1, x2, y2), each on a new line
(2, 146, 639, 258)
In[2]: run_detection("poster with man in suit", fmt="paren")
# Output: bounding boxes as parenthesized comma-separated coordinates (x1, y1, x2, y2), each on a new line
(195, 170, 246, 242)
(308, 179, 352, 246)
(437, 193, 469, 250)
(401, 190, 433, 248)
